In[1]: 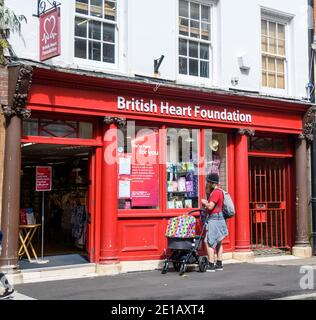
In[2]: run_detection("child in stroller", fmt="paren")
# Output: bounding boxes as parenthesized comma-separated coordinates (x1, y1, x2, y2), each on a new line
(161, 208, 209, 275)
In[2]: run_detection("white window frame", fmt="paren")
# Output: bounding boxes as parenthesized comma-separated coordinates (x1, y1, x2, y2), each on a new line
(73, 0, 119, 71)
(260, 8, 294, 97)
(176, 0, 218, 87)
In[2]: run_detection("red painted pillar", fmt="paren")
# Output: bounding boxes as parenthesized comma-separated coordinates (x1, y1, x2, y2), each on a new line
(234, 129, 253, 251)
(99, 118, 121, 263)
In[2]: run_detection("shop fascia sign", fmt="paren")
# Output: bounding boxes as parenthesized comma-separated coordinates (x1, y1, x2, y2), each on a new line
(117, 96, 252, 123)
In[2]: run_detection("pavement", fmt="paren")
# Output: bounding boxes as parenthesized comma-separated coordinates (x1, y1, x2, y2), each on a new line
(4, 255, 316, 301)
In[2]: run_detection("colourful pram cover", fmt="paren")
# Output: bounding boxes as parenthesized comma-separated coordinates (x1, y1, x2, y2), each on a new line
(165, 215, 196, 238)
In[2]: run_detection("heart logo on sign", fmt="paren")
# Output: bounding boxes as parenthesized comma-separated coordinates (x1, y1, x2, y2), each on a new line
(42, 15, 57, 44)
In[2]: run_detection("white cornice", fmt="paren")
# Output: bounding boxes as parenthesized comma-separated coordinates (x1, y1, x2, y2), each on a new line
(261, 6, 294, 24)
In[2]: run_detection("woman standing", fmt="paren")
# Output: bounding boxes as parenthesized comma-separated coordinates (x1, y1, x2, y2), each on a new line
(201, 173, 228, 272)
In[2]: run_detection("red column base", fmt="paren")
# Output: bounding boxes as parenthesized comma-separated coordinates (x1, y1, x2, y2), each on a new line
(234, 247, 252, 252)
(235, 241, 252, 252)
(99, 250, 119, 264)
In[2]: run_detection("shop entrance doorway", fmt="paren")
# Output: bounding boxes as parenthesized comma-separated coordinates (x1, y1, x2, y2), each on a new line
(21, 143, 94, 260)
(249, 157, 291, 252)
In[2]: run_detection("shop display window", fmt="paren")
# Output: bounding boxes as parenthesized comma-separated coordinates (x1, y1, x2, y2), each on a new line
(117, 123, 159, 210)
(118, 125, 227, 211)
(166, 128, 199, 209)
(204, 130, 227, 198)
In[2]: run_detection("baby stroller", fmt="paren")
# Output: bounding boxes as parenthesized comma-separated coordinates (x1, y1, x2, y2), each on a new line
(161, 208, 209, 276)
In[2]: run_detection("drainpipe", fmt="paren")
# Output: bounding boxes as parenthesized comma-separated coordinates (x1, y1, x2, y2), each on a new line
(312, 121, 316, 255)
(311, 0, 316, 255)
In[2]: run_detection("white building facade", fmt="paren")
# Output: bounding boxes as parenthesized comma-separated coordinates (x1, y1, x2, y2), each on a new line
(6, 0, 311, 100)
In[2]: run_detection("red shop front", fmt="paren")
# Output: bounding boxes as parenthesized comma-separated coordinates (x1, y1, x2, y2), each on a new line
(21, 67, 310, 265)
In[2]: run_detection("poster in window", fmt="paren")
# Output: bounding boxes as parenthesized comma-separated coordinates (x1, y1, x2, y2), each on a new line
(131, 128, 159, 207)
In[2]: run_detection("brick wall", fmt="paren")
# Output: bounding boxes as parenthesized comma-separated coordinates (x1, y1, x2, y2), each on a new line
(0, 66, 8, 227)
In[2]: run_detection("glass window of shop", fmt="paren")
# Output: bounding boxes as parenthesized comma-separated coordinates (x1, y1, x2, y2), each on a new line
(204, 130, 227, 199)
(166, 128, 199, 209)
(23, 117, 94, 139)
(117, 123, 159, 210)
(116, 124, 228, 211)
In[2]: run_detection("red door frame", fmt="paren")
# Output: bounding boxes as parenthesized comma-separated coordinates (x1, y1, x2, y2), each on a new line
(20, 114, 103, 262)
(248, 154, 294, 250)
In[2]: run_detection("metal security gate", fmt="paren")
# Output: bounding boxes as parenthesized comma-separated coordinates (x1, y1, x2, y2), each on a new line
(249, 158, 289, 251)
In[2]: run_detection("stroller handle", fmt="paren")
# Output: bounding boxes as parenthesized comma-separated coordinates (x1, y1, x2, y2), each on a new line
(187, 208, 207, 215)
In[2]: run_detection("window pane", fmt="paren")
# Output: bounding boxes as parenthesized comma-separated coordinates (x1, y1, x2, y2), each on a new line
(179, 57, 187, 74)
(179, 0, 188, 17)
(104, 0, 116, 21)
(189, 59, 198, 76)
(179, 18, 189, 36)
(276, 59, 284, 74)
(273, 138, 286, 151)
(250, 137, 273, 151)
(190, 2, 199, 20)
(179, 38, 187, 56)
(103, 43, 115, 63)
(23, 118, 38, 136)
(103, 23, 115, 42)
(201, 22, 210, 40)
(262, 72, 267, 87)
(201, 5, 210, 22)
(268, 57, 275, 72)
(118, 125, 160, 210)
(269, 22, 276, 38)
(278, 24, 285, 40)
(189, 41, 198, 58)
(89, 21, 101, 40)
(200, 43, 209, 60)
(269, 37, 276, 54)
(262, 56, 267, 71)
(277, 75, 285, 89)
(278, 39, 285, 56)
(89, 40, 101, 61)
(76, 0, 88, 14)
(200, 61, 209, 78)
(75, 38, 87, 58)
(204, 131, 228, 192)
(166, 128, 199, 209)
(75, 17, 87, 38)
(79, 122, 93, 139)
(40, 120, 77, 138)
(268, 73, 276, 87)
(90, 0, 102, 17)
(190, 20, 200, 38)
(261, 36, 267, 52)
(261, 20, 267, 36)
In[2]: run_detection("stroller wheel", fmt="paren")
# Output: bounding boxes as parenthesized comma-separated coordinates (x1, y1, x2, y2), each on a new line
(198, 256, 209, 272)
(179, 263, 187, 276)
(173, 262, 181, 272)
(161, 260, 168, 274)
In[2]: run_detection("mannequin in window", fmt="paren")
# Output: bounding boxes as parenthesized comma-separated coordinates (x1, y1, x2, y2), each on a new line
(208, 139, 221, 175)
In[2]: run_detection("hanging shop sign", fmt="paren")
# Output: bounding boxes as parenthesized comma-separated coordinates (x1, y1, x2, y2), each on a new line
(131, 128, 159, 207)
(36, 166, 52, 192)
(39, 7, 61, 62)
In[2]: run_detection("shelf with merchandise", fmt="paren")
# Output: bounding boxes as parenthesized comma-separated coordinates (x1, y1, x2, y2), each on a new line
(167, 191, 198, 194)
